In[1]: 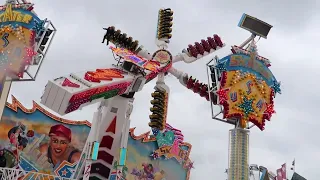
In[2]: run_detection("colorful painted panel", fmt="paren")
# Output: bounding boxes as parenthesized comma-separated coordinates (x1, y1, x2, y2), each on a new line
(0, 96, 91, 179)
(110, 128, 192, 180)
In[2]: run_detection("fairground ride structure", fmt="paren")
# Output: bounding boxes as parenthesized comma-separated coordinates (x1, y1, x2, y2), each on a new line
(226, 164, 277, 180)
(0, 0, 56, 120)
(249, 165, 277, 180)
(206, 14, 281, 180)
(40, 8, 225, 180)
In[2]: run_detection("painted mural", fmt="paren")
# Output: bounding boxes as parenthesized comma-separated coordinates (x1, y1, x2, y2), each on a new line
(0, 96, 91, 179)
(0, 97, 192, 179)
(109, 128, 193, 180)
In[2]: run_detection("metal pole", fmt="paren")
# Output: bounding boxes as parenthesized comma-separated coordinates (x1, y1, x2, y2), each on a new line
(33, 21, 57, 80)
(0, 77, 11, 120)
(239, 34, 256, 48)
(286, 162, 288, 180)
(206, 63, 215, 119)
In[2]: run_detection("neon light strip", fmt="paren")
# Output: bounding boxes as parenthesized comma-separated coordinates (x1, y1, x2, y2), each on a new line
(92, 142, 99, 160)
(238, 13, 246, 27)
(119, 148, 127, 166)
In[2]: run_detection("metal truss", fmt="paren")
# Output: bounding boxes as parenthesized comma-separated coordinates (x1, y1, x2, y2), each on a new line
(205, 35, 259, 130)
(206, 56, 237, 126)
(6, 10, 57, 82)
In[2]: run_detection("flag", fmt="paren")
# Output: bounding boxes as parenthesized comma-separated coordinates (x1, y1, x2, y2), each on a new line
(291, 159, 295, 170)
(276, 168, 283, 180)
(276, 163, 286, 180)
(281, 163, 287, 179)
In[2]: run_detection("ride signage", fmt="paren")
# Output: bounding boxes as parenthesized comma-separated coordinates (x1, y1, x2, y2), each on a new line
(0, 3, 42, 79)
(0, 4, 42, 29)
(217, 53, 276, 87)
(216, 45, 280, 130)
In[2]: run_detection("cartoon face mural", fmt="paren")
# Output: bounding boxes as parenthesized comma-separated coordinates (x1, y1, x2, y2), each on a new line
(0, 96, 91, 178)
(110, 128, 193, 180)
(0, 96, 193, 179)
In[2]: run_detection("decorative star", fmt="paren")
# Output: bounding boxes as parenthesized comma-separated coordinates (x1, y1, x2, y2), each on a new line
(215, 60, 227, 71)
(152, 128, 159, 136)
(216, 88, 229, 104)
(61, 169, 68, 176)
(186, 161, 194, 170)
(264, 104, 275, 120)
(32, 19, 46, 34)
(150, 152, 159, 160)
(265, 104, 275, 114)
(238, 96, 254, 116)
(156, 130, 175, 147)
(249, 46, 257, 53)
(170, 139, 180, 156)
(272, 80, 281, 95)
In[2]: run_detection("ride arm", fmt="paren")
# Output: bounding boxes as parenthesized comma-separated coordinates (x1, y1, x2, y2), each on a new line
(148, 84, 169, 131)
(40, 68, 145, 116)
(155, 8, 174, 49)
(168, 67, 217, 103)
(173, 34, 225, 63)
(102, 26, 152, 60)
(167, 67, 188, 86)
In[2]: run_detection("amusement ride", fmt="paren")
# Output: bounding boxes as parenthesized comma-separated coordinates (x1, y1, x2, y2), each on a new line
(0, 0, 282, 179)
(205, 14, 281, 180)
(41, 7, 225, 180)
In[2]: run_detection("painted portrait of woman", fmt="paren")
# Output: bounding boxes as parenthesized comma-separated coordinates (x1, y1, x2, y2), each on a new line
(39, 124, 81, 168)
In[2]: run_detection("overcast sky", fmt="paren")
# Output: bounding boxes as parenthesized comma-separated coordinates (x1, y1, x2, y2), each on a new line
(7, 0, 320, 179)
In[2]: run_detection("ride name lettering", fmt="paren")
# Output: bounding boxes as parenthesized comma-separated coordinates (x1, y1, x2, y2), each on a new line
(158, 146, 188, 162)
(229, 55, 272, 80)
(0, 4, 32, 24)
